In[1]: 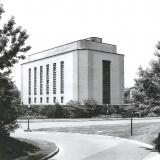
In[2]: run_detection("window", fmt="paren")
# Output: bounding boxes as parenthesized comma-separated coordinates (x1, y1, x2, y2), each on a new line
(34, 97, 36, 103)
(61, 96, 64, 103)
(40, 97, 43, 103)
(28, 68, 31, 95)
(34, 67, 37, 95)
(46, 97, 49, 103)
(53, 63, 56, 94)
(46, 64, 49, 94)
(28, 97, 31, 104)
(103, 60, 111, 104)
(53, 97, 56, 103)
(60, 61, 64, 94)
(40, 66, 43, 95)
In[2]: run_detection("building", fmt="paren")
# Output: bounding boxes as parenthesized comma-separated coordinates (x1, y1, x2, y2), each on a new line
(21, 37, 124, 105)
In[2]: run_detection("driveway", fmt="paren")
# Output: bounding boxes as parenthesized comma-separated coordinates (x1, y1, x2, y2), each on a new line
(11, 120, 154, 160)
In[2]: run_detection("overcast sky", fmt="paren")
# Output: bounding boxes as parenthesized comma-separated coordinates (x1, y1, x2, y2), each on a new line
(2, 0, 160, 89)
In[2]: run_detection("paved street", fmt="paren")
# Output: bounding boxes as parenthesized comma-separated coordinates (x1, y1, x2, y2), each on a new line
(11, 119, 159, 160)
(12, 129, 152, 160)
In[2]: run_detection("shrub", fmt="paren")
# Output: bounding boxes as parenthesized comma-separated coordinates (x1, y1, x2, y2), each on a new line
(20, 105, 44, 118)
(83, 99, 98, 117)
(39, 104, 66, 118)
(66, 100, 89, 118)
(19, 102, 143, 119)
(35, 101, 92, 118)
(153, 133, 160, 152)
(147, 112, 158, 117)
(67, 105, 90, 118)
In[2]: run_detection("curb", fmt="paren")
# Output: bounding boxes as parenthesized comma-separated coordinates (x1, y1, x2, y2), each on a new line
(40, 146, 59, 160)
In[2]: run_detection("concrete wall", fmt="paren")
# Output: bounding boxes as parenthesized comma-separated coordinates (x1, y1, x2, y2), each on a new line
(77, 50, 124, 105)
(21, 51, 75, 105)
(91, 50, 124, 105)
(77, 50, 89, 102)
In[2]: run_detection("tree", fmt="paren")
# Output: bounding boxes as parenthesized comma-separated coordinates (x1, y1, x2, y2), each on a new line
(0, 3, 31, 137)
(0, 7, 31, 70)
(0, 73, 21, 136)
(132, 42, 160, 116)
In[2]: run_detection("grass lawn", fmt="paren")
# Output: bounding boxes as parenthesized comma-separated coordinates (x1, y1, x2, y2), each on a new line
(0, 136, 57, 160)
(34, 121, 160, 145)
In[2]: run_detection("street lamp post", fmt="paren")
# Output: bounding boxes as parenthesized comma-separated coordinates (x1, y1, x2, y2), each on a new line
(131, 109, 133, 136)
(24, 104, 32, 132)
(130, 103, 133, 136)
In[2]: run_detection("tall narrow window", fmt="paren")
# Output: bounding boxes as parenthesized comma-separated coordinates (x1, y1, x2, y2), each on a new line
(40, 66, 43, 95)
(46, 97, 49, 103)
(46, 64, 49, 94)
(61, 96, 64, 103)
(53, 63, 56, 94)
(103, 60, 111, 104)
(28, 97, 31, 104)
(53, 97, 56, 103)
(40, 97, 43, 103)
(34, 97, 36, 103)
(28, 68, 31, 95)
(60, 61, 64, 94)
(34, 67, 37, 95)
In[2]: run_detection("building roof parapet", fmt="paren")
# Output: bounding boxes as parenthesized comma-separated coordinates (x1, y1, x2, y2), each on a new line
(25, 37, 118, 63)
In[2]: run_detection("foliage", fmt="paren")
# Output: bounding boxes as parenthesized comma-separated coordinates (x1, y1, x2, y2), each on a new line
(0, 3, 30, 137)
(83, 98, 98, 106)
(0, 73, 21, 136)
(66, 100, 81, 106)
(153, 133, 160, 152)
(132, 43, 160, 115)
(39, 103, 90, 118)
(21, 102, 131, 119)
(83, 98, 98, 117)
(0, 7, 31, 71)
(124, 88, 130, 103)
(21, 100, 103, 119)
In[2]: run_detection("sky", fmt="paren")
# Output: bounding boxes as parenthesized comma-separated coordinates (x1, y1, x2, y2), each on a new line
(1, 0, 160, 90)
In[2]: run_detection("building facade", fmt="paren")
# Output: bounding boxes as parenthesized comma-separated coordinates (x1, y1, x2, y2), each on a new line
(21, 37, 124, 105)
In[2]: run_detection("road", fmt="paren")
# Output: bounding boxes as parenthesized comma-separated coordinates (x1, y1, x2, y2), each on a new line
(12, 129, 152, 160)
(11, 118, 158, 160)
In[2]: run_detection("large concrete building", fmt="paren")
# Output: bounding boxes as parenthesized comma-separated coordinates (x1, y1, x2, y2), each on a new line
(21, 37, 124, 105)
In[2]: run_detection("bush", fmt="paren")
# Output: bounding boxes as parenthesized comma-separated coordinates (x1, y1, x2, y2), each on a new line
(20, 100, 96, 118)
(83, 99, 98, 117)
(153, 133, 160, 152)
(19, 102, 143, 119)
(147, 112, 159, 117)
(150, 106, 160, 115)
(67, 105, 90, 118)
(39, 104, 69, 118)
(20, 105, 44, 118)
